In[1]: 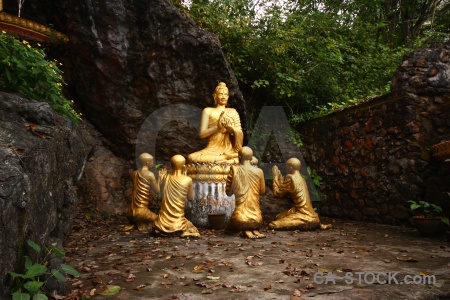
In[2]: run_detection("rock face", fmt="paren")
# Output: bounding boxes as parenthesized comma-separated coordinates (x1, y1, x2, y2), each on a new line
(0, 92, 89, 297)
(392, 42, 450, 94)
(297, 42, 450, 224)
(65, 0, 248, 162)
(76, 122, 131, 214)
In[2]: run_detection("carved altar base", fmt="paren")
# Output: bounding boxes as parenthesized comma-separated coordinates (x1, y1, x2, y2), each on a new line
(185, 163, 236, 228)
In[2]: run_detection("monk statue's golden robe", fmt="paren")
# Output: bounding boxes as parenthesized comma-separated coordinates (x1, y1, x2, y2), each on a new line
(225, 164, 264, 233)
(188, 107, 243, 164)
(153, 171, 200, 237)
(126, 170, 158, 231)
(269, 172, 320, 230)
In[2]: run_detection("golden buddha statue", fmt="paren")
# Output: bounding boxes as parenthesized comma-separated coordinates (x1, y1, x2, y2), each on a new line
(187, 82, 243, 164)
(153, 155, 200, 237)
(269, 158, 330, 230)
(125, 153, 159, 232)
(225, 147, 266, 238)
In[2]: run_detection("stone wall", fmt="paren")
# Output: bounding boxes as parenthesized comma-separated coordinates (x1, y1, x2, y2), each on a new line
(297, 42, 450, 224)
(0, 92, 89, 297)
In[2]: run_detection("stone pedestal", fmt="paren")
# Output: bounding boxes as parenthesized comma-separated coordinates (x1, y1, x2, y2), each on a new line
(185, 163, 236, 228)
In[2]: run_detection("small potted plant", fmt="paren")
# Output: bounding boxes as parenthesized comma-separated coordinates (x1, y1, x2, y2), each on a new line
(408, 200, 449, 236)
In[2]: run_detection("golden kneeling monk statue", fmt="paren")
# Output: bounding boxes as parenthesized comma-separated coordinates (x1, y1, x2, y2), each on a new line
(187, 82, 243, 164)
(225, 147, 266, 239)
(153, 155, 200, 237)
(125, 153, 159, 232)
(269, 158, 330, 230)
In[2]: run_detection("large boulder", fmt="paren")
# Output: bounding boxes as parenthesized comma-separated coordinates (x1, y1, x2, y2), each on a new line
(65, 0, 248, 161)
(0, 92, 89, 297)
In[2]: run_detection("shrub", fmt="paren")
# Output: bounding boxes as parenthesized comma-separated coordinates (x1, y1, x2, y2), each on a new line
(8, 240, 80, 300)
(0, 31, 80, 122)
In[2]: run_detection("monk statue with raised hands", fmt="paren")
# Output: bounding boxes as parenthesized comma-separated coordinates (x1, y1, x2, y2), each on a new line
(188, 82, 244, 164)
(269, 158, 330, 231)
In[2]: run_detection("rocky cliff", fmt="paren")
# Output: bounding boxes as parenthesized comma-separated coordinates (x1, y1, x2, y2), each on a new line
(64, 0, 247, 161)
(0, 92, 89, 297)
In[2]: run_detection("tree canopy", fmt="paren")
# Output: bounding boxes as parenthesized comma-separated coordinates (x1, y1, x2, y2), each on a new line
(174, 0, 449, 123)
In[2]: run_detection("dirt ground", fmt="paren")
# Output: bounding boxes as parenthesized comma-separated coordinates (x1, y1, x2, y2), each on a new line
(62, 208, 450, 300)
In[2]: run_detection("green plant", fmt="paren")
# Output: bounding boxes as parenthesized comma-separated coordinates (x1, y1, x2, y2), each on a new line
(408, 200, 449, 226)
(0, 31, 80, 122)
(305, 166, 322, 199)
(154, 163, 165, 169)
(8, 240, 80, 300)
(286, 130, 303, 148)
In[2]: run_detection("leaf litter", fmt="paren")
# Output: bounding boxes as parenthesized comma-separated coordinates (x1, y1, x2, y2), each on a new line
(63, 204, 449, 299)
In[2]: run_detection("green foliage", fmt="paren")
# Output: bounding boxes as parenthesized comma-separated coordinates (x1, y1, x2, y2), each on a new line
(99, 285, 121, 296)
(0, 31, 80, 122)
(175, 0, 448, 122)
(408, 200, 449, 225)
(154, 163, 165, 169)
(8, 240, 80, 300)
(286, 130, 303, 148)
(305, 166, 322, 198)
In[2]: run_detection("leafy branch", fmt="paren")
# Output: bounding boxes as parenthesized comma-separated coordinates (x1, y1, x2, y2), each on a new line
(8, 240, 80, 300)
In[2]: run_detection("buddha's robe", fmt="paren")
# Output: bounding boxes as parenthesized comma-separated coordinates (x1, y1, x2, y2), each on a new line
(188, 108, 243, 164)
(269, 173, 320, 230)
(153, 173, 199, 236)
(126, 170, 157, 231)
(225, 164, 264, 231)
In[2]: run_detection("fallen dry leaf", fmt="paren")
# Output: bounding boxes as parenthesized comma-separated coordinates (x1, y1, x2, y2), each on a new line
(231, 285, 247, 292)
(420, 271, 432, 276)
(27, 123, 37, 130)
(263, 284, 272, 291)
(306, 283, 314, 290)
(133, 284, 146, 291)
(396, 257, 418, 262)
(71, 280, 83, 287)
(26, 123, 46, 139)
(247, 261, 263, 266)
(194, 265, 206, 271)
